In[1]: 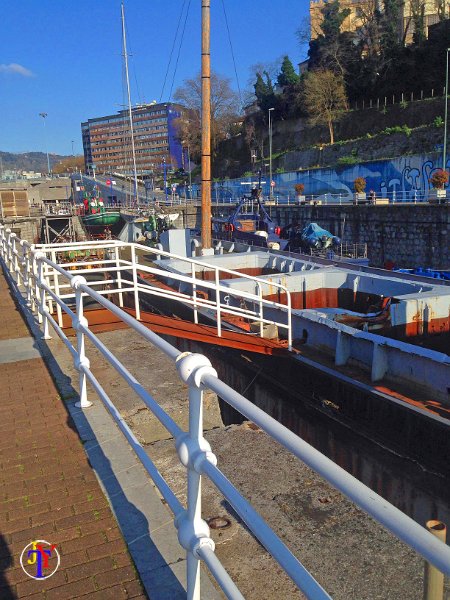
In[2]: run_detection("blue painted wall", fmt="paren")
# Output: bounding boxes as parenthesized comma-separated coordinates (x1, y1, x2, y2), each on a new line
(167, 107, 183, 169)
(204, 152, 447, 202)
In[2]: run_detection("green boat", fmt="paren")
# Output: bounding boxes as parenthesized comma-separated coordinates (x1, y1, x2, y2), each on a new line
(81, 192, 121, 228)
(82, 212, 121, 227)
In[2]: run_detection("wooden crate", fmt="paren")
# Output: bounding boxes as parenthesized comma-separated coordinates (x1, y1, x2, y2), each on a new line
(236, 219, 256, 232)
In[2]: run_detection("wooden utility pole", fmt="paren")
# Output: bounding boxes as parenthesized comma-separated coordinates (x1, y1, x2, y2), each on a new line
(201, 0, 211, 249)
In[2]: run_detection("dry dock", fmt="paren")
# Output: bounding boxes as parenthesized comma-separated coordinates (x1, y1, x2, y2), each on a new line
(41, 324, 449, 599)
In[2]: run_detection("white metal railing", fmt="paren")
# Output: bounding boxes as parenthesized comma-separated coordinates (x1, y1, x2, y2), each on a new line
(1, 223, 450, 600)
(33, 239, 293, 350)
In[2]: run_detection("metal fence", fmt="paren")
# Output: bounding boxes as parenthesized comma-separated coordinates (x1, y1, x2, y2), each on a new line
(1, 224, 450, 600)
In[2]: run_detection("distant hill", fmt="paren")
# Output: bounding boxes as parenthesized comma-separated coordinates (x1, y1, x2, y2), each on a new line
(0, 151, 70, 173)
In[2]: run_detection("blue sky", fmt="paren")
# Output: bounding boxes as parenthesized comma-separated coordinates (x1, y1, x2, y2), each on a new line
(0, 1, 308, 156)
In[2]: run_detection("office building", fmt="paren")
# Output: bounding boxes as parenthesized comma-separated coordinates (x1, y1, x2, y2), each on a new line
(81, 102, 184, 176)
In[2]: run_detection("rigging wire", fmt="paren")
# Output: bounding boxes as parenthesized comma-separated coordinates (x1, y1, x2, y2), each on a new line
(221, 0, 244, 109)
(159, 0, 187, 102)
(168, 0, 192, 102)
(120, 2, 135, 199)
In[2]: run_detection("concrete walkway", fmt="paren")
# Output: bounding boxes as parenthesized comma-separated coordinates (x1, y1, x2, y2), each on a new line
(0, 269, 147, 599)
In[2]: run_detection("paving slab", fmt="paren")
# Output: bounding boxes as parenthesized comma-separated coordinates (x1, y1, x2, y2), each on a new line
(0, 263, 221, 600)
(0, 268, 147, 600)
(0, 338, 41, 364)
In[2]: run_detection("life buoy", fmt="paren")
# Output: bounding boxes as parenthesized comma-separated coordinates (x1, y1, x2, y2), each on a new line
(274, 226, 281, 236)
(225, 223, 234, 232)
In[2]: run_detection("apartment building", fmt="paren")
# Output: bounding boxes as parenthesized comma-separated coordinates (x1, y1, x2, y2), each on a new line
(81, 102, 184, 176)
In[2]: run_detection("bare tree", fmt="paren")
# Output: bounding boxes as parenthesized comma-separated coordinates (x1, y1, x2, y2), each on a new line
(173, 72, 240, 160)
(302, 69, 347, 144)
(247, 59, 282, 88)
(53, 155, 85, 174)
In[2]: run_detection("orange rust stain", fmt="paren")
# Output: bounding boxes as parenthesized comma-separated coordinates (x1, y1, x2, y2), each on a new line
(374, 385, 450, 419)
(59, 307, 294, 356)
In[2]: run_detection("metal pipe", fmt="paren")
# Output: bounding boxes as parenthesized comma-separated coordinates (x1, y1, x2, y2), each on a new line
(268, 107, 274, 199)
(443, 49, 449, 171)
(186, 384, 203, 600)
(424, 520, 447, 600)
(196, 546, 245, 600)
(82, 366, 184, 518)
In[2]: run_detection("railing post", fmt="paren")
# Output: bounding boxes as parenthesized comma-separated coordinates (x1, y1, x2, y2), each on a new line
(175, 353, 217, 600)
(21, 242, 32, 307)
(44, 259, 54, 317)
(424, 520, 446, 600)
(131, 245, 141, 320)
(5, 229, 12, 273)
(36, 253, 51, 339)
(256, 281, 264, 339)
(71, 275, 93, 409)
(9, 233, 18, 283)
(114, 246, 124, 307)
(51, 249, 63, 328)
(192, 263, 198, 325)
(214, 268, 222, 338)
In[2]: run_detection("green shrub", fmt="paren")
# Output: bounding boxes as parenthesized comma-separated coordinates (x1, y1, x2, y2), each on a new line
(433, 116, 444, 127)
(381, 125, 411, 137)
(337, 155, 359, 165)
(243, 171, 253, 177)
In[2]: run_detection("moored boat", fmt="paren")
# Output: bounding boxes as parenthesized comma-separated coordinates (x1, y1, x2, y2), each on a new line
(81, 193, 121, 228)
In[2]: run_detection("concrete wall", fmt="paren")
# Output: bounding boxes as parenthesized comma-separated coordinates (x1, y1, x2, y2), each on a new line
(0, 217, 40, 243)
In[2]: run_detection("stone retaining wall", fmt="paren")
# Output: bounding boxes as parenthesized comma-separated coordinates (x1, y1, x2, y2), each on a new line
(208, 204, 450, 269)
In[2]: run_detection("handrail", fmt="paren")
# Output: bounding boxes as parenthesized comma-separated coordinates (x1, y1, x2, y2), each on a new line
(1, 223, 450, 600)
(36, 239, 294, 349)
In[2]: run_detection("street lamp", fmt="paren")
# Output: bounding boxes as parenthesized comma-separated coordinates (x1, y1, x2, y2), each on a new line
(39, 112, 51, 176)
(442, 48, 450, 172)
(186, 145, 193, 199)
(162, 157, 168, 203)
(268, 108, 275, 200)
(71, 140, 75, 156)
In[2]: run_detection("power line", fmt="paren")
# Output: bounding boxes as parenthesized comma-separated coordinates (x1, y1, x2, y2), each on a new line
(159, 0, 187, 102)
(168, 0, 192, 102)
(221, 0, 243, 109)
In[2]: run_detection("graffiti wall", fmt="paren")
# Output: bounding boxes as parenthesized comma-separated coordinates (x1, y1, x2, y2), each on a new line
(208, 152, 447, 202)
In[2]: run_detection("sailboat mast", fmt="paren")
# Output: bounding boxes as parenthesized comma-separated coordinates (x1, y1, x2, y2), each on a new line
(201, 0, 211, 249)
(121, 2, 138, 205)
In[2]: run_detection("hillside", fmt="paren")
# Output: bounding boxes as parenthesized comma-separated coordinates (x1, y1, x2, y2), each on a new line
(214, 96, 446, 178)
(0, 151, 69, 173)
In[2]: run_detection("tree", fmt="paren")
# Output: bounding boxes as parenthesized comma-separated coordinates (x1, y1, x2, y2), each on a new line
(410, 0, 426, 45)
(436, 0, 447, 21)
(302, 69, 347, 144)
(173, 72, 240, 161)
(277, 56, 299, 87)
(308, 0, 352, 76)
(381, 0, 403, 54)
(254, 71, 276, 112)
(53, 155, 85, 174)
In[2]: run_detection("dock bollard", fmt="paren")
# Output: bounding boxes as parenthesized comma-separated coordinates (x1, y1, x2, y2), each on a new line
(423, 520, 446, 600)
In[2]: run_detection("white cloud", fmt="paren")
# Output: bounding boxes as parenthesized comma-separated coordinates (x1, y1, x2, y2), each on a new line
(0, 63, 35, 77)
